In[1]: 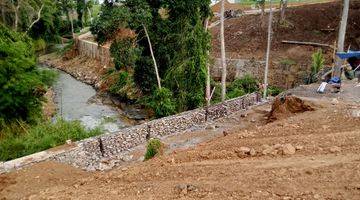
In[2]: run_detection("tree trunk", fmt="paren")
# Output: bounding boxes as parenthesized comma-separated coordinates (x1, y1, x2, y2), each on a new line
(263, 0, 274, 99)
(220, 0, 227, 102)
(1, 6, 6, 24)
(333, 0, 350, 77)
(25, 4, 44, 34)
(14, 4, 20, 31)
(204, 18, 211, 107)
(280, 0, 288, 22)
(68, 11, 75, 39)
(143, 24, 162, 89)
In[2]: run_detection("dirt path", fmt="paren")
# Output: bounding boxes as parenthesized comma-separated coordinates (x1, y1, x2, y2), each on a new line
(1, 80, 360, 199)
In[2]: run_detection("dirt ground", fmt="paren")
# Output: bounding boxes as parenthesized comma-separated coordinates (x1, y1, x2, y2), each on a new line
(211, 1, 360, 61)
(1, 79, 360, 199)
(40, 53, 107, 87)
(210, 0, 360, 88)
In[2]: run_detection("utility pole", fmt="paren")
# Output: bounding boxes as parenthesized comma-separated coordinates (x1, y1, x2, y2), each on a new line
(263, 0, 273, 99)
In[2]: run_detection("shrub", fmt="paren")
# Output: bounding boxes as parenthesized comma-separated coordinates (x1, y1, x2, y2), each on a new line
(226, 75, 259, 100)
(305, 49, 325, 84)
(109, 37, 140, 70)
(227, 88, 246, 99)
(228, 75, 259, 94)
(144, 138, 163, 161)
(105, 71, 142, 101)
(33, 39, 46, 52)
(267, 86, 284, 97)
(144, 88, 176, 118)
(0, 119, 102, 161)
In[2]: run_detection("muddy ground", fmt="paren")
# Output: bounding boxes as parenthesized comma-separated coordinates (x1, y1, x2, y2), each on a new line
(1, 79, 360, 200)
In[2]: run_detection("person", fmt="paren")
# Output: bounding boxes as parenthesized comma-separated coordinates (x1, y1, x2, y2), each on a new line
(347, 57, 360, 86)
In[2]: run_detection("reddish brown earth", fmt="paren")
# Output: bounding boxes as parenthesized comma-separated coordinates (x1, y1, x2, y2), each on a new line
(1, 79, 360, 200)
(211, 1, 360, 88)
(211, 0, 360, 61)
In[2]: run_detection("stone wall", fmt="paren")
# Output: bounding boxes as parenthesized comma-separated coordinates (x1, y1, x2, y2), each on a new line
(211, 58, 266, 81)
(1, 93, 261, 173)
(53, 93, 261, 170)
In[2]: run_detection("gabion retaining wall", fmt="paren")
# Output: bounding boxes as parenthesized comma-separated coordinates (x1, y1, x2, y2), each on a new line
(53, 93, 261, 170)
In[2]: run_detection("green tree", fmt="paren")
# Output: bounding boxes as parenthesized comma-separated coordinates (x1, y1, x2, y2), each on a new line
(0, 24, 55, 123)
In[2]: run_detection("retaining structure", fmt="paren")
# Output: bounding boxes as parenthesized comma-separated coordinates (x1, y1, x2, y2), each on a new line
(1, 93, 261, 173)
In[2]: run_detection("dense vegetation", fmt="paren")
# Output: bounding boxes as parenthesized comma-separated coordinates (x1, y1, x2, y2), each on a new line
(0, 24, 57, 124)
(91, 0, 211, 117)
(0, 1, 103, 161)
(0, 119, 101, 161)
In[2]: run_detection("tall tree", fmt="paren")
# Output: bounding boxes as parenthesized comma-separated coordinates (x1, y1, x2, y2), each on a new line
(333, 0, 350, 77)
(220, 0, 227, 102)
(263, 0, 273, 98)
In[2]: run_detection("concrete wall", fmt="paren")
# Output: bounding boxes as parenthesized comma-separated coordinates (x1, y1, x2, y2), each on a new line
(53, 93, 261, 171)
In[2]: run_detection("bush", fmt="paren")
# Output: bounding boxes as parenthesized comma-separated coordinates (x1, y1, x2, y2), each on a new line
(144, 138, 163, 161)
(227, 88, 246, 99)
(0, 119, 102, 161)
(267, 86, 284, 97)
(110, 37, 140, 70)
(228, 75, 259, 94)
(144, 88, 176, 118)
(225, 75, 259, 100)
(33, 39, 46, 52)
(305, 49, 324, 84)
(105, 71, 142, 101)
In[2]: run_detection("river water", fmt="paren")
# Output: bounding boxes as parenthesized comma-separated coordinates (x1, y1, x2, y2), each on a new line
(51, 69, 132, 133)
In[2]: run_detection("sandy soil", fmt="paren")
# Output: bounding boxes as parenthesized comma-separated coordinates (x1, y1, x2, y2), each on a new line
(1, 79, 360, 200)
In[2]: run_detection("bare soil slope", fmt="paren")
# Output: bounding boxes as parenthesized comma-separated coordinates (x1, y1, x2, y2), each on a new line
(211, 1, 360, 61)
(1, 80, 360, 200)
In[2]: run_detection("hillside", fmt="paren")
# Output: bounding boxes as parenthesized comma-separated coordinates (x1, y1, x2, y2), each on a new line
(1, 79, 360, 199)
(211, 1, 360, 61)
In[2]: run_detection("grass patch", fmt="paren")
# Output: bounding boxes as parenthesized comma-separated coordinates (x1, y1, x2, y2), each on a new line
(144, 138, 164, 161)
(0, 119, 102, 161)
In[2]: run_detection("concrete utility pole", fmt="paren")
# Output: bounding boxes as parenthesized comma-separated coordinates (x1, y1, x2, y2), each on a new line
(220, 0, 227, 102)
(263, 0, 273, 99)
(333, 0, 350, 77)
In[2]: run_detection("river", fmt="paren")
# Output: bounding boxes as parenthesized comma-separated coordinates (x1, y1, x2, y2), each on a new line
(51, 69, 133, 133)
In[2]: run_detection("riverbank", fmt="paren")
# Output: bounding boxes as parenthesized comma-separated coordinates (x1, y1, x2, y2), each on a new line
(40, 53, 106, 88)
(2, 80, 360, 199)
(39, 53, 149, 122)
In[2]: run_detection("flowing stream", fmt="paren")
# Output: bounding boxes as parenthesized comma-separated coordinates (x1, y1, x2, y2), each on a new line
(51, 69, 132, 133)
